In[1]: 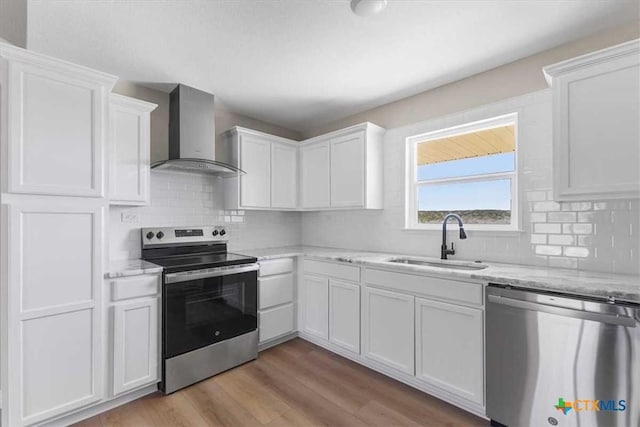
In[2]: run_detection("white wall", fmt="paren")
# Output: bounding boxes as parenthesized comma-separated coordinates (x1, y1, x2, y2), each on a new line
(109, 171, 301, 260)
(301, 90, 640, 275)
(303, 21, 639, 138)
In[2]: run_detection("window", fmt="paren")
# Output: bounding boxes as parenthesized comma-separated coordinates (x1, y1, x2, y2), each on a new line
(406, 113, 518, 230)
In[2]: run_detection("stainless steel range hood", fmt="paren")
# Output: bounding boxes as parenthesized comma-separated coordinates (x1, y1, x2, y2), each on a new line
(151, 84, 245, 177)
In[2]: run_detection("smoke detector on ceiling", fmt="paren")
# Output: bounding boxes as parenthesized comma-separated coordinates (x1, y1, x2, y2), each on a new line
(350, 0, 388, 17)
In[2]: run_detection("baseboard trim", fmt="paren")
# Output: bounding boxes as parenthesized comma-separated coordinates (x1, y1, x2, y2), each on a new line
(41, 384, 158, 427)
(258, 331, 299, 352)
(298, 332, 487, 420)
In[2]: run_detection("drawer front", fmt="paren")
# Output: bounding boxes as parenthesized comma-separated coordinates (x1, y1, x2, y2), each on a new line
(111, 275, 160, 301)
(364, 268, 482, 306)
(259, 273, 294, 309)
(259, 258, 294, 277)
(259, 303, 295, 343)
(304, 259, 360, 283)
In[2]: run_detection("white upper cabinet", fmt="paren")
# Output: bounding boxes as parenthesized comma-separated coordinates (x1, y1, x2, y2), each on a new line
(109, 94, 157, 206)
(271, 142, 298, 209)
(544, 39, 640, 201)
(0, 42, 117, 198)
(219, 127, 298, 210)
(300, 122, 385, 210)
(330, 131, 365, 207)
(300, 140, 331, 208)
(240, 133, 272, 208)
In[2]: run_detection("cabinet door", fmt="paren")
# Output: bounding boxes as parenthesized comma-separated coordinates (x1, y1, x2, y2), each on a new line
(113, 297, 160, 396)
(271, 142, 298, 209)
(6, 201, 104, 426)
(302, 275, 329, 339)
(363, 287, 414, 375)
(329, 279, 360, 354)
(300, 141, 330, 209)
(549, 42, 640, 200)
(330, 131, 365, 207)
(109, 94, 156, 205)
(240, 134, 271, 208)
(2, 48, 116, 197)
(415, 298, 483, 405)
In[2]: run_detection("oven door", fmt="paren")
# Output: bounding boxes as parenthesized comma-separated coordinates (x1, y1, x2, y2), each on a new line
(163, 264, 258, 359)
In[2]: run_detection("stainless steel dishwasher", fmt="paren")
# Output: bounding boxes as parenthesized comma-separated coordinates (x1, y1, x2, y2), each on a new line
(486, 284, 639, 427)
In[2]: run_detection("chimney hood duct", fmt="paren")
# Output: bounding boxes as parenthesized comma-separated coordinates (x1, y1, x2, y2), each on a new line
(151, 84, 244, 177)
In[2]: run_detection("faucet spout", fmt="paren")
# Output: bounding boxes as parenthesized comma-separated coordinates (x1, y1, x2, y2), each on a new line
(441, 213, 467, 260)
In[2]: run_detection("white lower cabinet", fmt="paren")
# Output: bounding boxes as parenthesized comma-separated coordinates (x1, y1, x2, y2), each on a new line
(258, 258, 297, 345)
(328, 279, 360, 353)
(302, 274, 329, 339)
(260, 303, 295, 342)
(112, 297, 160, 396)
(415, 297, 484, 405)
(362, 287, 415, 375)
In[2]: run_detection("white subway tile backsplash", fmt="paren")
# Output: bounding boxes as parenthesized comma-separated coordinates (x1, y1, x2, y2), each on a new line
(535, 245, 562, 256)
(547, 212, 577, 223)
(535, 223, 561, 234)
(109, 171, 300, 260)
(301, 89, 639, 275)
(533, 201, 561, 212)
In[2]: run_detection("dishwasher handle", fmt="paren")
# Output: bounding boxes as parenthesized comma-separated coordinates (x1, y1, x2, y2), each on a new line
(487, 294, 636, 327)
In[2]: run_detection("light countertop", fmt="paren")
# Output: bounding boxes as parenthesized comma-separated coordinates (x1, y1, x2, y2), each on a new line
(237, 245, 640, 304)
(106, 259, 163, 279)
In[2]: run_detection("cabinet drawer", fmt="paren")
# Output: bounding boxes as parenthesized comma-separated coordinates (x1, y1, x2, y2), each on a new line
(259, 274, 294, 309)
(110, 275, 160, 301)
(364, 268, 482, 306)
(260, 303, 294, 343)
(304, 259, 360, 283)
(259, 258, 294, 277)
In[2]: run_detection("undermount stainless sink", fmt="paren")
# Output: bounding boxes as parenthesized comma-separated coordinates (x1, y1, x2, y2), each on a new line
(385, 257, 488, 270)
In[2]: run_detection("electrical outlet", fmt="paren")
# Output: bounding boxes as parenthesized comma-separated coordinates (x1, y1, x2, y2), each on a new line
(121, 211, 139, 223)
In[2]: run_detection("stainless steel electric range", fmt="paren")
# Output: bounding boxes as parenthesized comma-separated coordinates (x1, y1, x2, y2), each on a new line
(141, 226, 258, 394)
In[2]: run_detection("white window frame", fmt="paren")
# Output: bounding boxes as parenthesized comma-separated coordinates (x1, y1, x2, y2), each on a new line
(405, 112, 519, 231)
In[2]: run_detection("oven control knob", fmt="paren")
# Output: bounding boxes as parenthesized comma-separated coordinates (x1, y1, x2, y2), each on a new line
(212, 230, 219, 236)
(146, 232, 155, 240)
(219, 229, 226, 236)
(156, 231, 165, 240)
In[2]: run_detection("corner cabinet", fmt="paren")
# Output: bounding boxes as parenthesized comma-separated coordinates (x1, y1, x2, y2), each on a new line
(109, 94, 157, 206)
(544, 39, 640, 201)
(219, 127, 298, 210)
(300, 123, 385, 210)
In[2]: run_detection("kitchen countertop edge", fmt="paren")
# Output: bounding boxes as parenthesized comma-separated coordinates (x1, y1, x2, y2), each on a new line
(238, 245, 640, 304)
(106, 259, 164, 279)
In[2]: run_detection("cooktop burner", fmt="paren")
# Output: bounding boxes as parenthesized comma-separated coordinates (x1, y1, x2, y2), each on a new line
(140, 226, 257, 273)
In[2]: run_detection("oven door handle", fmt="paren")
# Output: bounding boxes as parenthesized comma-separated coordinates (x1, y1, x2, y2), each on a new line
(165, 263, 260, 284)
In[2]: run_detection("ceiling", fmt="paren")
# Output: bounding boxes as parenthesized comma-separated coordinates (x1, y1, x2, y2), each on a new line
(27, 1, 638, 133)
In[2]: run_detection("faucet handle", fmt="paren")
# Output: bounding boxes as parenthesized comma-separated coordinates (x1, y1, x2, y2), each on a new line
(450, 242, 454, 251)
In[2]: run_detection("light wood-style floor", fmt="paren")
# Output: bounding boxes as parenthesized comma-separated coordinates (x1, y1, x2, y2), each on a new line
(76, 339, 488, 427)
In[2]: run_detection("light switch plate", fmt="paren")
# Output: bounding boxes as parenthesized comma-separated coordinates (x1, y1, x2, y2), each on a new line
(121, 210, 139, 223)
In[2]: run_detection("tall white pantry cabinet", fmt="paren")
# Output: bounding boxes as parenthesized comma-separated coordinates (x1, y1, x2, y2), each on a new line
(0, 43, 156, 426)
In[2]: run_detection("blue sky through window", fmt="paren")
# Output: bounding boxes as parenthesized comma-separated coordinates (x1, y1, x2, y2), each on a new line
(418, 179, 512, 211)
(417, 152, 514, 181)
(416, 152, 514, 213)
